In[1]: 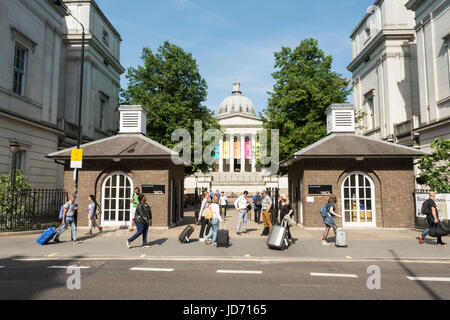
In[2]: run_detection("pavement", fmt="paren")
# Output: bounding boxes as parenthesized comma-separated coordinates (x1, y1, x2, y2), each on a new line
(0, 208, 449, 300)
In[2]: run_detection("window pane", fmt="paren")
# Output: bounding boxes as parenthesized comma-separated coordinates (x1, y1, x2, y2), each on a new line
(359, 188, 365, 199)
(119, 199, 124, 210)
(119, 211, 124, 221)
(110, 211, 115, 221)
(350, 174, 355, 186)
(112, 176, 117, 186)
(105, 188, 110, 198)
(111, 188, 116, 198)
(344, 200, 350, 210)
(366, 210, 372, 222)
(344, 188, 349, 198)
(366, 188, 371, 198)
(358, 174, 364, 187)
(119, 188, 124, 198)
(344, 179, 349, 187)
(366, 200, 372, 210)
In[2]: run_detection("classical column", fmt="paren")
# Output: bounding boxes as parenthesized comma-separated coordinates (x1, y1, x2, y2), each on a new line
(240, 134, 246, 173)
(219, 138, 223, 173)
(229, 134, 234, 172)
(251, 134, 256, 172)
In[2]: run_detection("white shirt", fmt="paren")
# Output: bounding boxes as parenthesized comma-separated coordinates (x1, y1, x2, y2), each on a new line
(219, 195, 228, 206)
(209, 203, 222, 221)
(234, 195, 249, 210)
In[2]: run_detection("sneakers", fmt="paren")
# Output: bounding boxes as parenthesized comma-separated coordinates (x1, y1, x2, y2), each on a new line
(322, 240, 330, 246)
(199, 238, 205, 242)
(418, 235, 424, 244)
(437, 242, 448, 247)
(126, 240, 131, 248)
(236, 232, 241, 236)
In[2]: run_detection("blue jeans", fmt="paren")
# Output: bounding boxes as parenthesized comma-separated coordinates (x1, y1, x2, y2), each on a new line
(205, 218, 220, 243)
(55, 217, 77, 241)
(422, 217, 442, 242)
(128, 222, 148, 246)
(236, 209, 247, 233)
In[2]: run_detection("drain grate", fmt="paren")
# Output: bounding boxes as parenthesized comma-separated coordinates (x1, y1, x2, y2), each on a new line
(64, 260, 106, 268)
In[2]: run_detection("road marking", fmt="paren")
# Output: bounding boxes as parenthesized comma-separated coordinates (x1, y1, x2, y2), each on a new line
(280, 284, 322, 287)
(407, 276, 450, 282)
(47, 266, 90, 269)
(140, 254, 146, 258)
(0, 266, 4, 269)
(48, 253, 57, 257)
(345, 256, 352, 260)
(217, 270, 263, 274)
(245, 254, 251, 258)
(130, 267, 174, 272)
(310, 272, 358, 278)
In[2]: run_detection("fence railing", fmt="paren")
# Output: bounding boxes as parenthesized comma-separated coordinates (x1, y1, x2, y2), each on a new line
(0, 189, 67, 231)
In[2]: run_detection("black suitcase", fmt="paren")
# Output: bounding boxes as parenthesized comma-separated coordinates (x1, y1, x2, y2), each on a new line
(179, 225, 194, 243)
(217, 229, 229, 248)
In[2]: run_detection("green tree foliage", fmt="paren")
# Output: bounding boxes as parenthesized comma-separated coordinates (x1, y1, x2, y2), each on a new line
(416, 138, 450, 192)
(121, 41, 221, 173)
(263, 38, 352, 172)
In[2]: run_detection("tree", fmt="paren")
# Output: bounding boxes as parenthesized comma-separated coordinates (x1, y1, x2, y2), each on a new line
(121, 41, 221, 173)
(263, 38, 352, 173)
(416, 138, 450, 192)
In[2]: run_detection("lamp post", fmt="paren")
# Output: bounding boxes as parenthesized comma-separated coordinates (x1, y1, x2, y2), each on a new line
(9, 141, 20, 194)
(53, 0, 85, 197)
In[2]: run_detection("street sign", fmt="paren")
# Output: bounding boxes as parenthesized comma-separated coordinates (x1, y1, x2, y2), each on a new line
(70, 149, 83, 169)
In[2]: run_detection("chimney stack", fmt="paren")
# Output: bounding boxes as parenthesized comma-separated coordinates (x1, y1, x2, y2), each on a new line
(119, 105, 147, 135)
(325, 104, 355, 135)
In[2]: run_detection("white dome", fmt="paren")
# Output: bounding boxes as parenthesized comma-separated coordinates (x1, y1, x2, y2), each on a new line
(218, 80, 256, 116)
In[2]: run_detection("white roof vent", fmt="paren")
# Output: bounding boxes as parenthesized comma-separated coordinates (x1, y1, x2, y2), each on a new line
(326, 104, 355, 135)
(119, 105, 147, 135)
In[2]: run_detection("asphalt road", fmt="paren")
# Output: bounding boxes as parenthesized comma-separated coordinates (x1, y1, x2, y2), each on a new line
(0, 258, 449, 300)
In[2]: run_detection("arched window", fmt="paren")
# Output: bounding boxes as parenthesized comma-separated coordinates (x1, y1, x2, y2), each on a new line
(341, 173, 376, 227)
(102, 173, 133, 226)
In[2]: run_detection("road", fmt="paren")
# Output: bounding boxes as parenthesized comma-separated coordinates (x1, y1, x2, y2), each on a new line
(0, 257, 449, 300)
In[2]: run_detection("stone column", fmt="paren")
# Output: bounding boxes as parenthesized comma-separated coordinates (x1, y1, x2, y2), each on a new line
(229, 134, 234, 172)
(219, 138, 223, 173)
(251, 134, 256, 172)
(240, 134, 246, 173)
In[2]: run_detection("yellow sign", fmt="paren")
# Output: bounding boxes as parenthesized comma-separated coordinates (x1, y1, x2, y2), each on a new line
(70, 149, 83, 168)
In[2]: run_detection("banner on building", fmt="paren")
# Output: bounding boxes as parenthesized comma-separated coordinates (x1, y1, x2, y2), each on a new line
(245, 141, 251, 159)
(223, 141, 229, 159)
(415, 193, 450, 220)
(234, 141, 240, 159)
(212, 143, 219, 159)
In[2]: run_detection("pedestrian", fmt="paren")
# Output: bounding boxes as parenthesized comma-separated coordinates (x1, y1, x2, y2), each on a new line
(321, 195, 342, 246)
(261, 190, 273, 236)
(219, 191, 228, 218)
(418, 191, 447, 246)
(129, 187, 141, 232)
(126, 194, 152, 248)
(214, 189, 221, 200)
(198, 191, 211, 242)
(209, 190, 214, 199)
(85, 194, 103, 236)
(234, 191, 250, 235)
(253, 191, 263, 224)
(54, 194, 78, 243)
(277, 194, 294, 243)
(204, 196, 223, 246)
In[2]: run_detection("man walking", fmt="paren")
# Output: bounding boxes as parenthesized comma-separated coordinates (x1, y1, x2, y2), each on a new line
(261, 190, 273, 236)
(234, 191, 250, 235)
(253, 191, 263, 224)
(419, 191, 447, 246)
(54, 194, 78, 243)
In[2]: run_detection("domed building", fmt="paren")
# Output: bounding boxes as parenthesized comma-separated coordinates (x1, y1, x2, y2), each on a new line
(185, 80, 287, 195)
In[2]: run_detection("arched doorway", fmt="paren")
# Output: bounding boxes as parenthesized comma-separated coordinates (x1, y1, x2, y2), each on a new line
(341, 172, 376, 228)
(101, 172, 133, 227)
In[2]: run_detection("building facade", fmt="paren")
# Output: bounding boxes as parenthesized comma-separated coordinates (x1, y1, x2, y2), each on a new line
(0, 0, 123, 189)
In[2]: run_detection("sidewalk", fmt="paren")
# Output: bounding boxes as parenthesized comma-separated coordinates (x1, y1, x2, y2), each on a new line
(0, 208, 448, 262)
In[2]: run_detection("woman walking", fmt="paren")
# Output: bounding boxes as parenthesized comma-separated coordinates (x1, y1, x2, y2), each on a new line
(129, 187, 141, 232)
(322, 195, 342, 246)
(277, 194, 294, 243)
(126, 194, 152, 248)
(205, 196, 223, 246)
(85, 195, 102, 236)
(198, 191, 211, 242)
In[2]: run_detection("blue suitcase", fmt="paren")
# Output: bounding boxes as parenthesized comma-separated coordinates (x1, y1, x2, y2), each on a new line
(36, 225, 63, 245)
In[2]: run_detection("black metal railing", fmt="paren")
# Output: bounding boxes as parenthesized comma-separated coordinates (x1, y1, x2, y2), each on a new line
(0, 189, 67, 231)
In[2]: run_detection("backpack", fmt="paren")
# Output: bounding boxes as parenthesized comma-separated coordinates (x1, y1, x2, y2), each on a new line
(320, 206, 329, 218)
(255, 195, 262, 207)
(58, 205, 65, 220)
(421, 200, 431, 216)
(204, 206, 214, 220)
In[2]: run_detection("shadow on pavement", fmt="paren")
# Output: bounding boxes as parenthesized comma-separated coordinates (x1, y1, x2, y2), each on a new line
(389, 249, 442, 300)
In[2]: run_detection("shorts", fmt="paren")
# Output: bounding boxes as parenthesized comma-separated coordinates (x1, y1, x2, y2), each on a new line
(130, 206, 137, 220)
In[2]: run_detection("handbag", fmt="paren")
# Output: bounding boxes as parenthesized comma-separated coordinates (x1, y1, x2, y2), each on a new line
(429, 222, 450, 237)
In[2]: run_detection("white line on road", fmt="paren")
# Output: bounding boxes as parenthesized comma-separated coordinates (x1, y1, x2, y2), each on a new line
(310, 272, 358, 278)
(130, 267, 174, 272)
(0, 266, 4, 269)
(407, 276, 450, 282)
(217, 270, 263, 274)
(47, 266, 90, 269)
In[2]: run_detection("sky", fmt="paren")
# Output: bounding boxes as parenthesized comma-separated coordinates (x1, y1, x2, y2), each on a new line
(96, 0, 374, 115)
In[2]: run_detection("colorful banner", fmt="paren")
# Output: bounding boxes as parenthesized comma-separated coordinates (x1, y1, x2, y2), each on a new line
(212, 143, 219, 159)
(245, 141, 251, 159)
(223, 141, 229, 159)
(234, 141, 240, 159)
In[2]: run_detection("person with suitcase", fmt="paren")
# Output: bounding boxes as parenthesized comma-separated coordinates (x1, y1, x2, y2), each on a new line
(321, 195, 342, 246)
(204, 196, 223, 247)
(277, 194, 294, 244)
(198, 192, 211, 242)
(54, 194, 78, 243)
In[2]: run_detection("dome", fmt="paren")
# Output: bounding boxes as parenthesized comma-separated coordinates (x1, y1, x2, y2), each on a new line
(218, 80, 256, 116)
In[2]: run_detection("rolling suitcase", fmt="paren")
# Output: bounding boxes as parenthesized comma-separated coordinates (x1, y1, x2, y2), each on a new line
(179, 225, 194, 243)
(335, 228, 348, 247)
(267, 221, 289, 250)
(216, 212, 229, 248)
(36, 224, 63, 245)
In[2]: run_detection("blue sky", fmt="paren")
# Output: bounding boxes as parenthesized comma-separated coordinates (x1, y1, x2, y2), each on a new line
(96, 0, 374, 114)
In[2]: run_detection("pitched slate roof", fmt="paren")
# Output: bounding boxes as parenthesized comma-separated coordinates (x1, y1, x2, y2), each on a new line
(280, 133, 426, 166)
(47, 134, 192, 166)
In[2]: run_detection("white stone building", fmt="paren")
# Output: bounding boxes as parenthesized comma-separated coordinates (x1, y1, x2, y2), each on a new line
(0, 0, 123, 189)
(185, 80, 288, 195)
